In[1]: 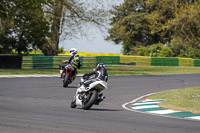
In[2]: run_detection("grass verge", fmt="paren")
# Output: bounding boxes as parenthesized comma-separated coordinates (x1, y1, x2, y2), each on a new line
(146, 86, 200, 113)
(0, 66, 200, 75)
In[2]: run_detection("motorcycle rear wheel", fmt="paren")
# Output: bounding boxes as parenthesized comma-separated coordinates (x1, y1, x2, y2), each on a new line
(82, 90, 98, 110)
(63, 73, 69, 87)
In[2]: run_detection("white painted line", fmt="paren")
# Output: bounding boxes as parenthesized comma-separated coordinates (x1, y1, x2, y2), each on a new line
(144, 99, 157, 102)
(147, 110, 180, 114)
(0, 75, 60, 78)
(132, 101, 161, 105)
(0, 74, 83, 78)
(186, 116, 200, 120)
(132, 105, 159, 110)
(121, 93, 156, 112)
(143, 99, 163, 102)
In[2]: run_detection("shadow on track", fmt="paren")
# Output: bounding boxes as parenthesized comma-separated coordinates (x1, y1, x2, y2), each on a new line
(89, 108, 123, 112)
(67, 86, 78, 88)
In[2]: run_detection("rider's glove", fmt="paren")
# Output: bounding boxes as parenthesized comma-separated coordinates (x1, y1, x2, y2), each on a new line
(83, 74, 89, 80)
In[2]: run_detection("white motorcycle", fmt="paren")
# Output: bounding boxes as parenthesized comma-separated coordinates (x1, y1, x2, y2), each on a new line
(70, 78, 107, 110)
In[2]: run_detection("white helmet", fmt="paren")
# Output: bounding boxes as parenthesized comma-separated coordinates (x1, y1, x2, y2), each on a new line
(70, 48, 77, 56)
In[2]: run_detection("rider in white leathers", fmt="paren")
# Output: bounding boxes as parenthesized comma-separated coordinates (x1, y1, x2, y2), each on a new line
(81, 63, 108, 86)
(80, 63, 108, 104)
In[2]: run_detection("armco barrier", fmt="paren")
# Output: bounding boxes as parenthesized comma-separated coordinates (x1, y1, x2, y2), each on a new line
(21, 56, 93, 69)
(22, 56, 33, 69)
(179, 58, 194, 67)
(0, 55, 22, 69)
(96, 56, 120, 65)
(120, 56, 151, 66)
(6, 55, 200, 69)
(53, 56, 69, 69)
(151, 57, 178, 66)
(194, 59, 200, 67)
(33, 56, 53, 69)
(82, 56, 96, 68)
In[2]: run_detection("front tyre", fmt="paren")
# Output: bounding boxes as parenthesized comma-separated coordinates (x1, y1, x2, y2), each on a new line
(70, 99, 76, 108)
(63, 73, 69, 87)
(82, 90, 98, 110)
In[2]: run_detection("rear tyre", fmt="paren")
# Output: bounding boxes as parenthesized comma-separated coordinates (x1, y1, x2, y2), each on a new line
(82, 90, 98, 110)
(63, 73, 69, 87)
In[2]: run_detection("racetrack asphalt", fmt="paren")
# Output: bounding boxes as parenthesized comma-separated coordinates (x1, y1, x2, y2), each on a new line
(0, 74, 200, 133)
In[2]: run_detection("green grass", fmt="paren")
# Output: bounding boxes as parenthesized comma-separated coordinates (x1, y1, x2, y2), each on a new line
(147, 86, 200, 113)
(107, 65, 200, 75)
(0, 66, 200, 75)
(0, 69, 59, 75)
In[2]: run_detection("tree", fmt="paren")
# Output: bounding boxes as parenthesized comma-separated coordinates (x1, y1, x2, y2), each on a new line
(145, 0, 200, 48)
(0, 0, 13, 54)
(144, 0, 178, 43)
(41, 0, 110, 55)
(107, 0, 161, 55)
(1, 0, 109, 55)
(0, 0, 50, 55)
(107, 0, 200, 55)
(167, 1, 200, 48)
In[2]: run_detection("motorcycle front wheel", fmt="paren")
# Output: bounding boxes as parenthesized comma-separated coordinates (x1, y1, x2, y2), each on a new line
(70, 99, 76, 108)
(63, 73, 69, 87)
(82, 90, 98, 110)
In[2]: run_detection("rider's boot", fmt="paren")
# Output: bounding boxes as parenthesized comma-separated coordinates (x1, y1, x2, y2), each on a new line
(95, 95, 105, 105)
(73, 72, 77, 80)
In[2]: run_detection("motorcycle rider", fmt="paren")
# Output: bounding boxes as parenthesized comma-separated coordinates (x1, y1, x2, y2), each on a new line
(60, 48, 81, 78)
(82, 63, 108, 84)
(81, 63, 108, 104)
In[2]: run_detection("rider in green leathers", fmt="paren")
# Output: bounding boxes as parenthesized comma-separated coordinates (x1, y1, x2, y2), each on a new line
(60, 48, 81, 78)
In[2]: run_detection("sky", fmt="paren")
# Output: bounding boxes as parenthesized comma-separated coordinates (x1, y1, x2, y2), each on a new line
(59, 30, 123, 54)
(59, 0, 123, 54)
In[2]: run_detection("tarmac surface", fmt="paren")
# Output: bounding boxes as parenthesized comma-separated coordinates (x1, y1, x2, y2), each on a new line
(0, 74, 200, 133)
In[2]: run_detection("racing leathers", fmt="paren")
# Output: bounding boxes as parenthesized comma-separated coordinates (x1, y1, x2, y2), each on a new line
(80, 66, 108, 104)
(66, 54, 80, 70)
(61, 53, 80, 78)
(82, 66, 108, 87)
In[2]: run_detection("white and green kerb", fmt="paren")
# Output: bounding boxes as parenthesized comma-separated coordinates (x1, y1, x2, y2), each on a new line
(132, 99, 200, 121)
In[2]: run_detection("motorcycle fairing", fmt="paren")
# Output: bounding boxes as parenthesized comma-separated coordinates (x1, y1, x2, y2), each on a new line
(88, 81, 107, 91)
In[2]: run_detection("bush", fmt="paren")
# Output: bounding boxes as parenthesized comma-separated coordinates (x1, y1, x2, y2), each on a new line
(169, 42, 200, 58)
(149, 43, 164, 57)
(58, 47, 64, 54)
(159, 47, 173, 57)
(137, 46, 150, 56)
(184, 47, 200, 58)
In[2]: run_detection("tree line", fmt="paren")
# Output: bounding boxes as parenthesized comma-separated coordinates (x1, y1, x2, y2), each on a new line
(0, 0, 108, 55)
(107, 0, 200, 58)
(1, 0, 199, 58)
